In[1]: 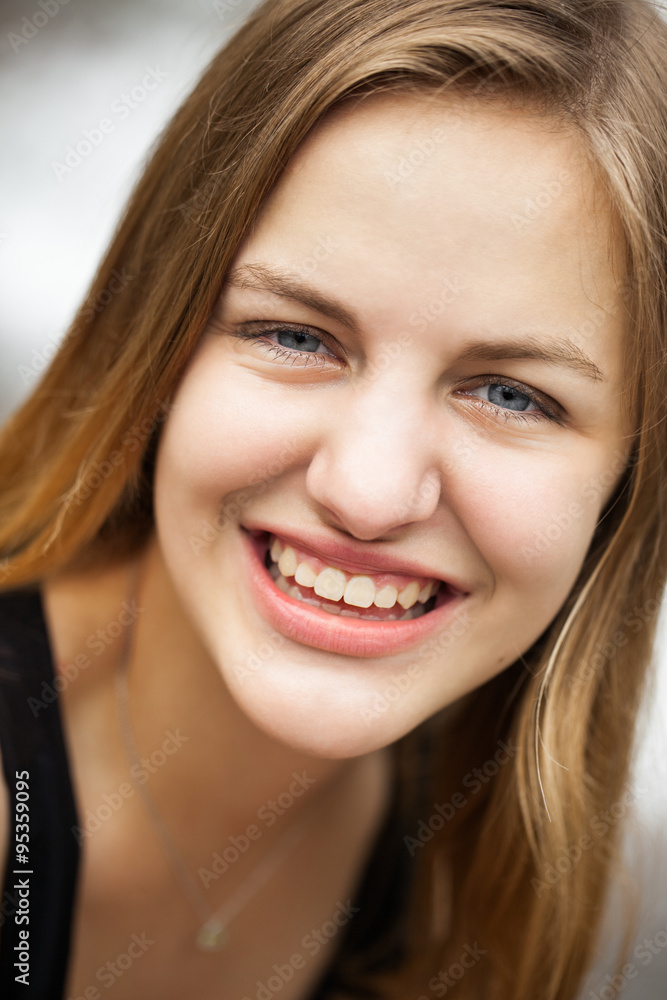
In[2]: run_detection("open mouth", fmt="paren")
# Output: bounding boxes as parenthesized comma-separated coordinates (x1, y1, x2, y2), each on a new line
(241, 527, 467, 658)
(257, 530, 448, 622)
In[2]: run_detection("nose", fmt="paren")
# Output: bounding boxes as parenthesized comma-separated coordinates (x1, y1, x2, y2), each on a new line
(305, 383, 442, 540)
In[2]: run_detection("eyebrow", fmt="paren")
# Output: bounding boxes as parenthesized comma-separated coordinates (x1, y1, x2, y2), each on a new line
(224, 263, 359, 331)
(224, 263, 606, 383)
(456, 338, 605, 383)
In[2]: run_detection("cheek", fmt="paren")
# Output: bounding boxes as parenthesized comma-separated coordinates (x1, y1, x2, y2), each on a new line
(456, 446, 599, 603)
(154, 349, 300, 524)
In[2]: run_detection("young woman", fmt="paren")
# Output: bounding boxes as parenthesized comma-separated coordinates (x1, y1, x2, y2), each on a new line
(1, 1, 666, 998)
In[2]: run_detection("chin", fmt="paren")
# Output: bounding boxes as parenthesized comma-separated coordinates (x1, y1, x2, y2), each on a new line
(219, 658, 422, 759)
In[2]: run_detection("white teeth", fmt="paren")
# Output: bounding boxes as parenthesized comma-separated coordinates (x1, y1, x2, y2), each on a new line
(278, 545, 297, 578)
(343, 576, 375, 609)
(268, 566, 428, 621)
(374, 585, 398, 609)
(313, 567, 346, 602)
(270, 538, 440, 620)
(294, 561, 318, 588)
(397, 581, 420, 610)
(270, 537, 283, 563)
(266, 535, 440, 615)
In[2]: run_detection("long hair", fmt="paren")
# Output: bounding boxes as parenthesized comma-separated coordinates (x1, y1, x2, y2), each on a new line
(1, 1, 666, 997)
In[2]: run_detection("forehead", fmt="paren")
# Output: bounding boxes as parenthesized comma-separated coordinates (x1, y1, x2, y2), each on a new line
(233, 90, 628, 389)
(243, 90, 624, 288)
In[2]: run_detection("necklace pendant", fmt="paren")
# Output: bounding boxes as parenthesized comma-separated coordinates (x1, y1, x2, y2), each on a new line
(196, 918, 228, 951)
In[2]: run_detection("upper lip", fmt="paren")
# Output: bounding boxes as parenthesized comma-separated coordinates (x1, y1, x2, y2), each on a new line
(243, 523, 469, 593)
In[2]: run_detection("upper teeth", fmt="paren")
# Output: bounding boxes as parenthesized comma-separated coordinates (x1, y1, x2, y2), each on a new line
(270, 536, 439, 610)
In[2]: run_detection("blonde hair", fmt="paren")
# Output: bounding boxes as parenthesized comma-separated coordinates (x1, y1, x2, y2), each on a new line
(2, 1, 667, 996)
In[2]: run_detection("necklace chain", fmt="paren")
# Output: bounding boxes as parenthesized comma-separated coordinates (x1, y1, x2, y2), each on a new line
(113, 560, 322, 952)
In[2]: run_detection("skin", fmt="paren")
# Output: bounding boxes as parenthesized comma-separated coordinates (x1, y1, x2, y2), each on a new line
(153, 90, 632, 759)
(16, 91, 634, 997)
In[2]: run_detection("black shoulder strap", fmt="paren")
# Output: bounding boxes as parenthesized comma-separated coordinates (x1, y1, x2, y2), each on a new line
(0, 587, 80, 999)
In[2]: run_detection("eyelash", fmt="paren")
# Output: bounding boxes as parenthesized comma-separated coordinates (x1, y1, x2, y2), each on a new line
(231, 324, 563, 425)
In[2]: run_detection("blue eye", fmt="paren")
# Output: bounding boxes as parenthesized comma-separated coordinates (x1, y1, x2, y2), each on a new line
(273, 328, 324, 354)
(486, 383, 534, 412)
(231, 323, 339, 368)
(464, 379, 561, 424)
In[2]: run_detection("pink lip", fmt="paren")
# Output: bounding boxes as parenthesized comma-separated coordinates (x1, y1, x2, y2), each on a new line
(242, 521, 469, 592)
(239, 527, 468, 659)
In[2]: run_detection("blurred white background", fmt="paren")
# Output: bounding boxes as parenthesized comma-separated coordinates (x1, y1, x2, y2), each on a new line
(0, 0, 666, 994)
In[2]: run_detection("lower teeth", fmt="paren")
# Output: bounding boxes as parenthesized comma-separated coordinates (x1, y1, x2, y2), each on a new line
(265, 554, 428, 621)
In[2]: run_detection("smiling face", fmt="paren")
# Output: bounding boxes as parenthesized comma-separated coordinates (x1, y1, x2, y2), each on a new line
(153, 90, 633, 758)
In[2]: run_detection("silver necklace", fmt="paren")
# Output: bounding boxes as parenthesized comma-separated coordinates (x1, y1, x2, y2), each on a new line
(113, 561, 325, 952)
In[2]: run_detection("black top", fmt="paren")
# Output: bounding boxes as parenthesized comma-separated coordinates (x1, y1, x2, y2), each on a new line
(0, 588, 80, 999)
(0, 587, 428, 999)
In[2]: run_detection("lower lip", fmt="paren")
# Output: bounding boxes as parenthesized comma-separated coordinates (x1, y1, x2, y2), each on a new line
(239, 528, 467, 658)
